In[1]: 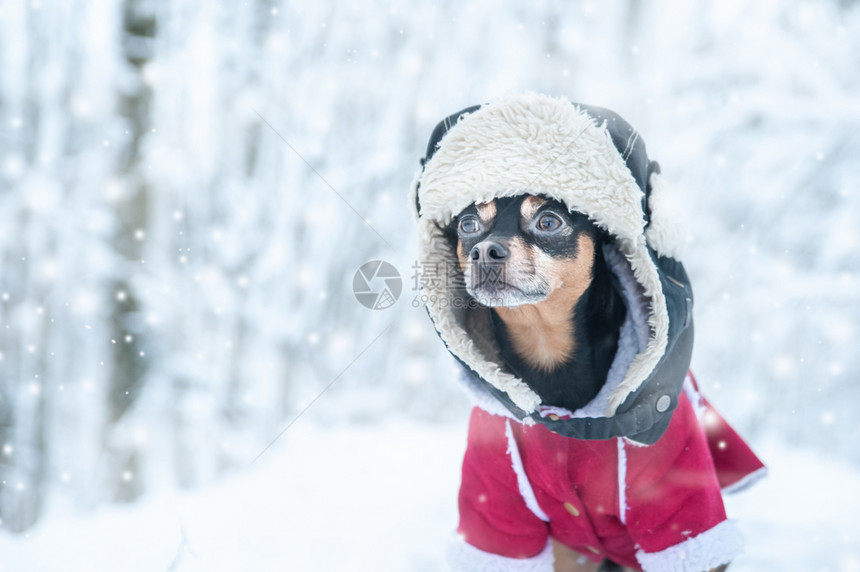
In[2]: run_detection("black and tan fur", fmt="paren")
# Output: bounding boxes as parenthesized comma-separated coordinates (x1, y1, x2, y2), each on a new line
(445, 194, 627, 415)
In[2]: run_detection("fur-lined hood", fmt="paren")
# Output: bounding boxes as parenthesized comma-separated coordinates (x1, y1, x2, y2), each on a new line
(410, 93, 694, 444)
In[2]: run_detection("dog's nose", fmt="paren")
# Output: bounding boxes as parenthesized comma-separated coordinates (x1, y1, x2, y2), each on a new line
(470, 241, 509, 263)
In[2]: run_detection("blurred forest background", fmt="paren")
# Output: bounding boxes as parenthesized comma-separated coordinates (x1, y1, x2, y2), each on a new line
(1, 0, 858, 535)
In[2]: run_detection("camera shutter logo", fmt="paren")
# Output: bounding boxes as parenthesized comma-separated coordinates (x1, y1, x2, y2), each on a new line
(353, 260, 402, 310)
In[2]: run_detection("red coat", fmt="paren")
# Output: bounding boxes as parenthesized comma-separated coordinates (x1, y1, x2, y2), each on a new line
(452, 374, 766, 572)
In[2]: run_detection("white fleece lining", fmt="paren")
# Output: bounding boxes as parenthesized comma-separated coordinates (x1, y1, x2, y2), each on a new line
(722, 467, 769, 495)
(635, 520, 743, 572)
(617, 437, 628, 525)
(413, 93, 670, 416)
(458, 366, 524, 420)
(644, 172, 687, 259)
(448, 535, 554, 572)
(505, 420, 550, 522)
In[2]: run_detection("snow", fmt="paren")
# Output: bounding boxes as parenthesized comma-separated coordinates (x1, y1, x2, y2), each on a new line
(725, 438, 860, 572)
(1, 0, 859, 568)
(0, 419, 465, 572)
(1, 418, 858, 571)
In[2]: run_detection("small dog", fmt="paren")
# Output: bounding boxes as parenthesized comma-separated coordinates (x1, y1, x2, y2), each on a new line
(414, 94, 762, 572)
(446, 195, 725, 572)
(446, 195, 626, 415)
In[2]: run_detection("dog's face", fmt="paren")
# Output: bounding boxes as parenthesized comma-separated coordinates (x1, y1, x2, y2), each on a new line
(451, 195, 599, 308)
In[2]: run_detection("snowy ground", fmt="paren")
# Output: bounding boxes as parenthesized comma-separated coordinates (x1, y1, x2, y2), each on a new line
(1, 418, 858, 572)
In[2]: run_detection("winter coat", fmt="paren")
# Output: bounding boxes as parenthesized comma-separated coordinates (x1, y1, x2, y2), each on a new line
(451, 374, 765, 571)
(409, 93, 765, 571)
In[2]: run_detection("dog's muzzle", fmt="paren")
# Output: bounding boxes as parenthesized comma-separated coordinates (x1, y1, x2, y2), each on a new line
(465, 240, 548, 307)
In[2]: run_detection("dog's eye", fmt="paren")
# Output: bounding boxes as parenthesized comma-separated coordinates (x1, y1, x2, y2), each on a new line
(458, 215, 481, 235)
(536, 212, 563, 232)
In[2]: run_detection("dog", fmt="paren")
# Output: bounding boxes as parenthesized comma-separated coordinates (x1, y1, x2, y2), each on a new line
(445, 195, 725, 572)
(446, 195, 727, 572)
(412, 94, 764, 572)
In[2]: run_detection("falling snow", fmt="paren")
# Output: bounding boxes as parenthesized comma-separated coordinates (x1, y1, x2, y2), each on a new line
(0, 0, 858, 570)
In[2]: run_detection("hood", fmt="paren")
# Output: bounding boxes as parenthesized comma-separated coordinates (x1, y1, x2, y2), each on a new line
(410, 93, 694, 444)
